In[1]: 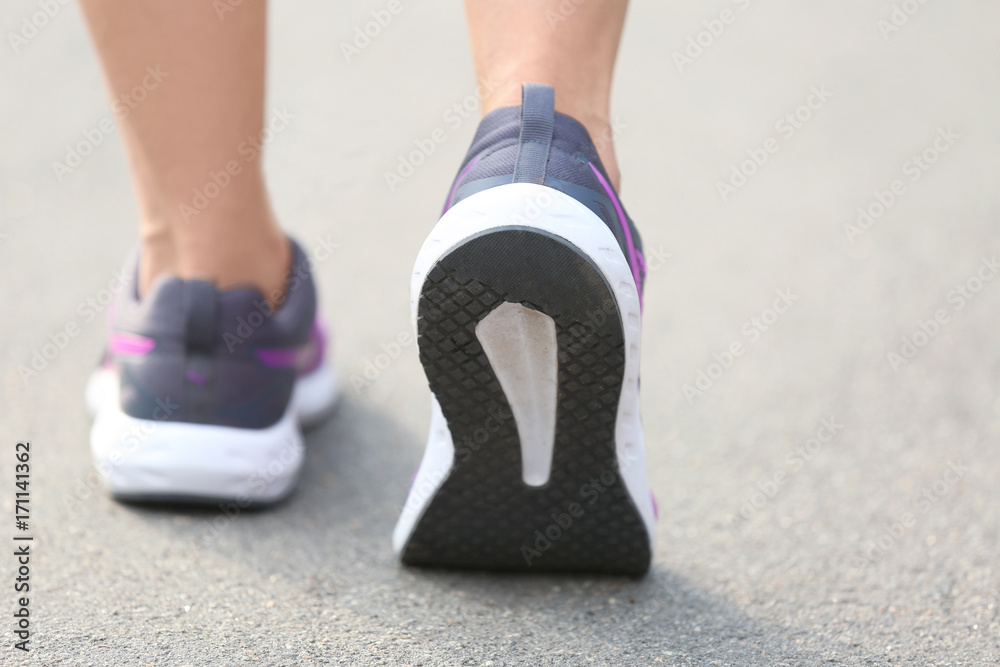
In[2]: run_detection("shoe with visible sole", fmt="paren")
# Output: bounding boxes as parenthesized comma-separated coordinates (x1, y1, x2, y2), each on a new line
(85, 238, 338, 504)
(393, 84, 656, 575)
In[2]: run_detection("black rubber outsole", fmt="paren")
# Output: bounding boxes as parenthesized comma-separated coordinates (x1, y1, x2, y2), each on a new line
(401, 227, 651, 575)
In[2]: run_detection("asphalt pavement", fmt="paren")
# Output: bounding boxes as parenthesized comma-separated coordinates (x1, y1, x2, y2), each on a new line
(1, 0, 999, 664)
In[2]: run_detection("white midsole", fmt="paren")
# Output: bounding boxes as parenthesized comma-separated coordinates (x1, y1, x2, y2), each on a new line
(86, 364, 338, 502)
(392, 183, 654, 554)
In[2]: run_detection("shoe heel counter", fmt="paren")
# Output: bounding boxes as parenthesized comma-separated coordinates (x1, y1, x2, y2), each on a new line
(117, 348, 296, 430)
(448, 84, 646, 298)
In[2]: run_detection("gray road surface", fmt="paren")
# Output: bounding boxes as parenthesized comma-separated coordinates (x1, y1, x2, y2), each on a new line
(1, 0, 999, 664)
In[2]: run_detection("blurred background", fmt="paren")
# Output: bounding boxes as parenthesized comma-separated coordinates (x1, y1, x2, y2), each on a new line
(1, 0, 999, 664)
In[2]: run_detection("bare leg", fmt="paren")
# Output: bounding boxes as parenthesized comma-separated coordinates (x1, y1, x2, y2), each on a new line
(78, 0, 290, 302)
(463, 0, 628, 190)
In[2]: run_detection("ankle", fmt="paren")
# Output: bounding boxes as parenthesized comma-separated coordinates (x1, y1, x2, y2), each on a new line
(583, 117, 621, 192)
(138, 226, 177, 297)
(136, 169, 294, 304)
(140, 221, 291, 307)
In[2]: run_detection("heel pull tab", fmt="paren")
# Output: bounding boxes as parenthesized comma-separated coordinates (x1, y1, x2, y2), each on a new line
(512, 83, 555, 185)
(182, 281, 217, 355)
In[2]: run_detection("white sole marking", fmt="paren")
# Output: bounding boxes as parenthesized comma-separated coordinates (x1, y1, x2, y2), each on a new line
(476, 302, 558, 487)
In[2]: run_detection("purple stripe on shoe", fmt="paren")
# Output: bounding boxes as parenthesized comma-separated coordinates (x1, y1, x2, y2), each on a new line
(301, 319, 327, 376)
(256, 346, 305, 369)
(589, 163, 643, 311)
(186, 370, 207, 387)
(109, 332, 156, 356)
(444, 153, 483, 212)
(255, 320, 327, 375)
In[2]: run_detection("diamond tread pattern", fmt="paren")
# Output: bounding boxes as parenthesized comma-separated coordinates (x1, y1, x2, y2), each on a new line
(401, 228, 650, 575)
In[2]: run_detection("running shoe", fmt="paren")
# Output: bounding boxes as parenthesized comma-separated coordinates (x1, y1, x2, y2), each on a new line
(393, 83, 656, 575)
(85, 238, 338, 504)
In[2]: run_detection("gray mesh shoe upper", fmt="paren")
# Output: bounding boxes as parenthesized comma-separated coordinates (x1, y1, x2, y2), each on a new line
(106, 239, 325, 429)
(443, 84, 646, 298)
